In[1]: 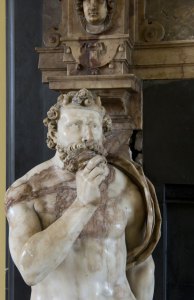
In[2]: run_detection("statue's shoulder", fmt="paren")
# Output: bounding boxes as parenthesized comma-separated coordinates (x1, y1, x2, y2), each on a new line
(5, 159, 54, 212)
(108, 156, 146, 190)
(25, 159, 54, 179)
(108, 163, 138, 200)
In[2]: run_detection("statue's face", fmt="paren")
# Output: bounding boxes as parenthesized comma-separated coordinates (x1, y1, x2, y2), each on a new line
(83, 0, 108, 25)
(56, 108, 103, 148)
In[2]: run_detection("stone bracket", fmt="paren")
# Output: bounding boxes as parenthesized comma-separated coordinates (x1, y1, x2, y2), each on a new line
(46, 74, 142, 130)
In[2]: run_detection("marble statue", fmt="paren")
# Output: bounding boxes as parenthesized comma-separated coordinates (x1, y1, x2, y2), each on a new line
(75, 0, 116, 34)
(5, 89, 161, 300)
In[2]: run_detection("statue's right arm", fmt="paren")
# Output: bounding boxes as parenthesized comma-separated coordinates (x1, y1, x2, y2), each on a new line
(6, 156, 106, 286)
(7, 197, 96, 286)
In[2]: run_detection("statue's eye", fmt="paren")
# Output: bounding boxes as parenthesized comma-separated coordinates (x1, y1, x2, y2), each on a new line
(73, 122, 81, 128)
(66, 122, 81, 129)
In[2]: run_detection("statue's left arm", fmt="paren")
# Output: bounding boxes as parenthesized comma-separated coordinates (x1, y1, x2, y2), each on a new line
(126, 256, 155, 300)
(124, 181, 155, 300)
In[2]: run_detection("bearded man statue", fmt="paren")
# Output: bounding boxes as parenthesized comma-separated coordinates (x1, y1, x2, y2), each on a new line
(5, 89, 161, 300)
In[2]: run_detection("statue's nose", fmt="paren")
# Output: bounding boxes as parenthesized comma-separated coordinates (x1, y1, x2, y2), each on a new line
(82, 126, 94, 143)
(90, 0, 97, 8)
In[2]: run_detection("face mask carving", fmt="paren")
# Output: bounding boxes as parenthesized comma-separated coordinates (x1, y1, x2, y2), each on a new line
(75, 0, 116, 34)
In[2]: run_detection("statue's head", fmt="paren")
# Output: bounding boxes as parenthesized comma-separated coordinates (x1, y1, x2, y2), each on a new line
(44, 89, 112, 171)
(83, 0, 108, 25)
(75, 0, 116, 34)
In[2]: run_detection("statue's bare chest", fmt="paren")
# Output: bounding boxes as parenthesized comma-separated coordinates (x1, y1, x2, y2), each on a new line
(34, 167, 129, 239)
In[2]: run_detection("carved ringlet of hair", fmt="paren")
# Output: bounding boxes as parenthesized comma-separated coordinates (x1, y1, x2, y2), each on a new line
(75, 0, 116, 34)
(75, 0, 115, 14)
(43, 89, 112, 150)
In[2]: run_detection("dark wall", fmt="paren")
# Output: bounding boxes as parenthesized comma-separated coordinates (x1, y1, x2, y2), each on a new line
(14, 0, 58, 179)
(15, 0, 43, 176)
(143, 80, 194, 300)
(143, 80, 194, 185)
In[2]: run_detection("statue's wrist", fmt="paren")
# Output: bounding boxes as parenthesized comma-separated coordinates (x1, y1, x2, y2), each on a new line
(74, 197, 97, 209)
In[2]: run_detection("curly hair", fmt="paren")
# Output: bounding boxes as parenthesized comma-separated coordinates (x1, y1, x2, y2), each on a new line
(75, 0, 115, 12)
(43, 89, 112, 150)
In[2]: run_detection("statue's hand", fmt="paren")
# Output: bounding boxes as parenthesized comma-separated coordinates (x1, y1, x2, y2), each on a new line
(76, 155, 108, 206)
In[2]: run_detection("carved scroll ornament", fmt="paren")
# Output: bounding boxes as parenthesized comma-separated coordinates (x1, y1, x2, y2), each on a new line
(142, 20, 165, 42)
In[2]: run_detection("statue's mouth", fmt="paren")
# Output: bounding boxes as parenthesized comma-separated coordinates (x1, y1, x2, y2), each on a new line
(88, 11, 99, 17)
(57, 141, 108, 172)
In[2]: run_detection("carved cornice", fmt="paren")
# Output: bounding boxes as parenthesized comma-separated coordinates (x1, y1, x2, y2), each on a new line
(132, 40, 194, 79)
(37, 40, 194, 80)
(47, 74, 141, 91)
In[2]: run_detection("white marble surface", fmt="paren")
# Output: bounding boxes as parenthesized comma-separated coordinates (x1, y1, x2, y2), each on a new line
(5, 92, 158, 300)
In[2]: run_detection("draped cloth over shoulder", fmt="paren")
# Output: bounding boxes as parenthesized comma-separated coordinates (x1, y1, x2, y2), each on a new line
(108, 156, 162, 270)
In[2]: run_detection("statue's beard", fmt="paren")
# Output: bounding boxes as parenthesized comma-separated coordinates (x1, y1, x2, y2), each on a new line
(56, 141, 108, 173)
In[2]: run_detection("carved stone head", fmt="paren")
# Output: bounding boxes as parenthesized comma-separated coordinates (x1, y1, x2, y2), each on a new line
(43, 89, 112, 171)
(75, 0, 116, 34)
(83, 0, 108, 26)
(44, 89, 112, 151)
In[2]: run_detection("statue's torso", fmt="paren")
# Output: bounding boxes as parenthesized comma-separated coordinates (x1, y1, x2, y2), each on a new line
(9, 160, 144, 300)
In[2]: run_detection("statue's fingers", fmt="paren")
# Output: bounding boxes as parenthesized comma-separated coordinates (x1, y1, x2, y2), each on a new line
(85, 155, 106, 172)
(88, 167, 104, 180)
(95, 174, 106, 185)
